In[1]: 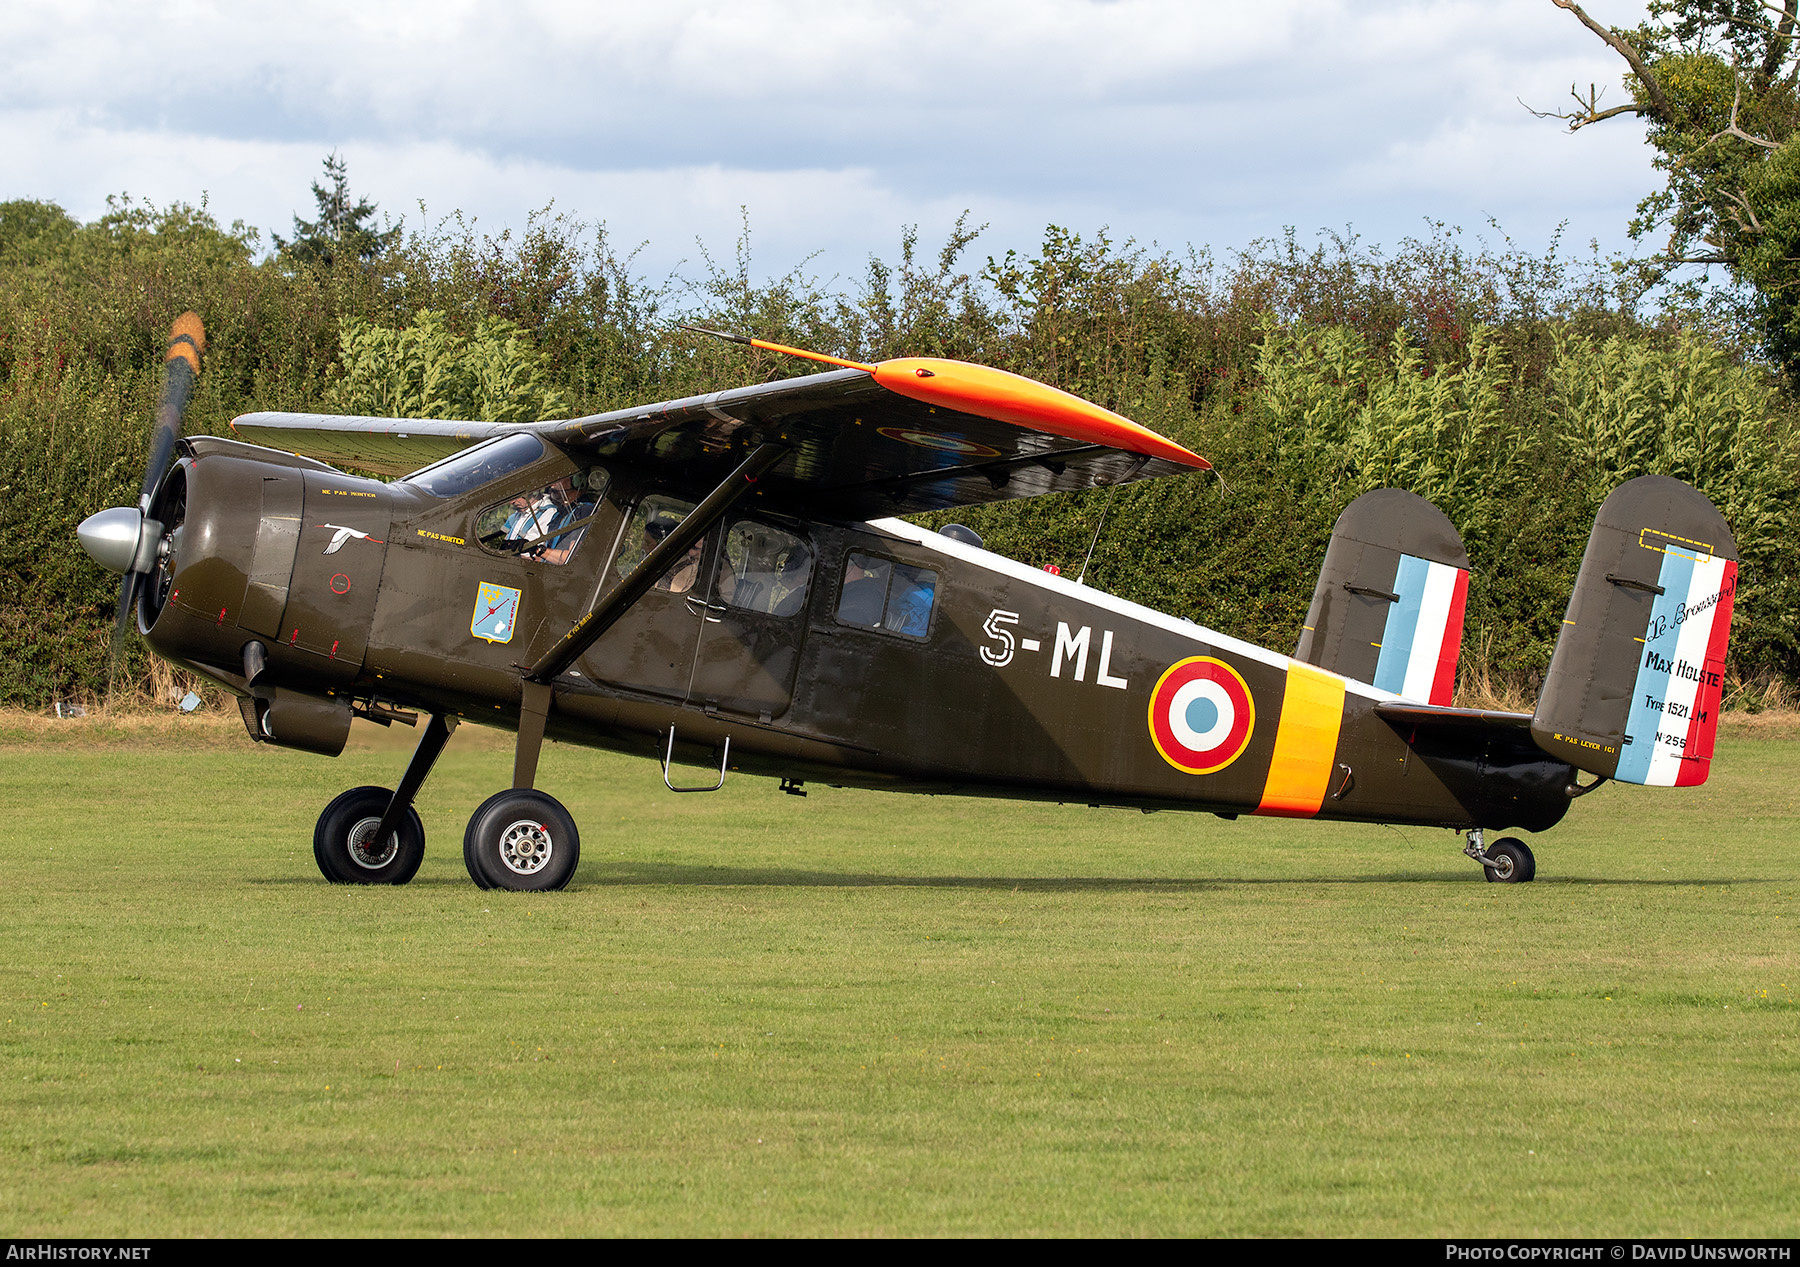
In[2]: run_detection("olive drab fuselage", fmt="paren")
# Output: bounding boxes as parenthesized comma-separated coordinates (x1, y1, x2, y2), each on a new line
(144, 435, 1575, 835)
(86, 315, 1740, 894)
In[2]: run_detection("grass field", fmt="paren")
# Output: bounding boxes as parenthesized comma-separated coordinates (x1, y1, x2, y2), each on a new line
(2, 711, 1797, 1236)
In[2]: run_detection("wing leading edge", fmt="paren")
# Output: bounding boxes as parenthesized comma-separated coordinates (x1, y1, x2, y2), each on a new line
(230, 358, 1209, 518)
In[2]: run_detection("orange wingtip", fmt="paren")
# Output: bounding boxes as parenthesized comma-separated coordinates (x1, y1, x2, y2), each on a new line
(166, 311, 206, 372)
(872, 358, 1209, 469)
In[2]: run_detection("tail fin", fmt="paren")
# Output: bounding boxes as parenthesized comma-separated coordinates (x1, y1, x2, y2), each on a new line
(1295, 488, 1470, 704)
(1531, 475, 1738, 787)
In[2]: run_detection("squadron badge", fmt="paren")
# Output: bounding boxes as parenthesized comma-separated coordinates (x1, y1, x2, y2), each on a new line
(471, 582, 523, 644)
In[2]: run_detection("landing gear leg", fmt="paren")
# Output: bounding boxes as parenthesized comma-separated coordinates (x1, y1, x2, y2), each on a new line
(512, 681, 552, 790)
(460, 682, 580, 891)
(1464, 828, 1537, 883)
(313, 712, 457, 885)
(372, 712, 458, 844)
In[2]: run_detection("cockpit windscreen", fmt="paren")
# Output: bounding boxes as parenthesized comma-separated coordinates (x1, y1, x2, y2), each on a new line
(401, 434, 546, 497)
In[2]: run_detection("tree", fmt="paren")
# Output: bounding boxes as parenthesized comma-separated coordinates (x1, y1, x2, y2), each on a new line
(0, 199, 80, 267)
(272, 153, 400, 269)
(1537, 0, 1800, 375)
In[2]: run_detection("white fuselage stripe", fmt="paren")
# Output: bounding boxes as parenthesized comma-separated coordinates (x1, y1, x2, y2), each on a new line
(865, 517, 1397, 703)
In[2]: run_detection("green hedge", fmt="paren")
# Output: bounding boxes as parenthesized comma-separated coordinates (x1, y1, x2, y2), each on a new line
(3, 199, 1794, 706)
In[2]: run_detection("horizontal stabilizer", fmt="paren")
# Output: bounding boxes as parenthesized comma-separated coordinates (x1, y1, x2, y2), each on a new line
(1376, 702, 1532, 733)
(1376, 701, 1534, 752)
(1530, 475, 1737, 786)
(1295, 489, 1470, 704)
(1374, 702, 1562, 794)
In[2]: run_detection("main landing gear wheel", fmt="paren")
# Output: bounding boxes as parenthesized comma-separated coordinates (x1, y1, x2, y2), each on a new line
(1482, 836, 1537, 884)
(463, 789, 580, 892)
(313, 786, 425, 885)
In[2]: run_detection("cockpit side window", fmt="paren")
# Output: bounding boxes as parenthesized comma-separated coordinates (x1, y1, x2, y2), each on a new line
(474, 466, 610, 566)
(402, 434, 545, 497)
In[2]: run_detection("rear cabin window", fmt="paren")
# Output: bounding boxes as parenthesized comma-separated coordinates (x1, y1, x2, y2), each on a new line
(721, 521, 813, 617)
(474, 466, 609, 566)
(836, 552, 937, 638)
(615, 495, 702, 594)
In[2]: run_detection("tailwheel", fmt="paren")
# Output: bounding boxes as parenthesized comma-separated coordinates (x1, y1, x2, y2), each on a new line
(1481, 836, 1537, 884)
(463, 789, 580, 892)
(314, 786, 425, 885)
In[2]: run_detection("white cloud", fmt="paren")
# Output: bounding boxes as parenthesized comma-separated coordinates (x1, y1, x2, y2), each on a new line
(1, 0, 1660, 280)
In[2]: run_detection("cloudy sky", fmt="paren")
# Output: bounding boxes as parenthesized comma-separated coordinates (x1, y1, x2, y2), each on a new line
(4, 0, 1655, 284)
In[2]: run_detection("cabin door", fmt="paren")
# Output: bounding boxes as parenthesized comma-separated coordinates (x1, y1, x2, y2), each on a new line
(581, 492, 708, 701)
(686, 517, 815, 721)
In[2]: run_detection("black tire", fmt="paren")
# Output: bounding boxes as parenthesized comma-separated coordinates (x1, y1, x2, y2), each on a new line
(462, 812, 494, 891)
(463, 788, 580, 892)
(313, 786, 425, 885)
(1482, 836, 1537, 884)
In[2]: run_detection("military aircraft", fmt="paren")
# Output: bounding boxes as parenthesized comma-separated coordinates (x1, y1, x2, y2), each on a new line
(78, 314, 1739, 891)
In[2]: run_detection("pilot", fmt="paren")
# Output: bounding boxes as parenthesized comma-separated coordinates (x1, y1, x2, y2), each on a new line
(886, 567, 935, 636)
(502, 493, 545, 544)
(537, 479, 586, 565)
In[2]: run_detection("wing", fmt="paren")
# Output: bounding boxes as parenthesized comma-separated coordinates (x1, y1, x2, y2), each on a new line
(230, 357, 1209, 518)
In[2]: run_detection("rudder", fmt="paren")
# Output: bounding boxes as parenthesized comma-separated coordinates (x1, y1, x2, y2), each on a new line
(1531, 475, 1738, 787)
(1295, 488, 1470, 704)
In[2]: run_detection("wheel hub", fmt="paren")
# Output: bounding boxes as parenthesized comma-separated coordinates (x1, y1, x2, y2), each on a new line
(346, 816, 399, 870)
(498, 820, 553, 875)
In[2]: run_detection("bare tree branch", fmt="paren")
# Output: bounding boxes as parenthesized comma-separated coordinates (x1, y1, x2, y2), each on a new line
(1709, 74, 1783, 150)
(1720, 187, 1767, 235)
(1759, 0, 1798, 86)
(1670, 71, 1784, 176)
(1520, 83, 1645, 130)
(1549, 0, 1673, 123)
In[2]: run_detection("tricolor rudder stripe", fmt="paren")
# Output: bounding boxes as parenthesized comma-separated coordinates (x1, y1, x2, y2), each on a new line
(1371, 553, 1468, 705)
(1256, 662, 1347, 818)
(1614, 541, 1737, 788)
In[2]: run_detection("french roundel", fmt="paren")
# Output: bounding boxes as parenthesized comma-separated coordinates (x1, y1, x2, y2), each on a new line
(1148, 657, 1255, 776)
(875, 426, 1001, 458)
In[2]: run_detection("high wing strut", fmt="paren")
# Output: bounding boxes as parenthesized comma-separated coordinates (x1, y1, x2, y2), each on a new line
(525, 441, 789, 684)
(506, 442, 789, 789)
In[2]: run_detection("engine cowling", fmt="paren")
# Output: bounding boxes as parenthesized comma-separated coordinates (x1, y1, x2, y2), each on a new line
(79, 439, 395, 738)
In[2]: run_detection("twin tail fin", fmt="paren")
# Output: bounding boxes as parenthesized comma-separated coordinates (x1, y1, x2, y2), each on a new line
(1530, 475, 1737, 787)
(1294, 488, 1470, 705)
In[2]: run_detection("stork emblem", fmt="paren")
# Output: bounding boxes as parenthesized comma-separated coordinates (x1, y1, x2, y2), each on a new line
(317, 524, 385, 555)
